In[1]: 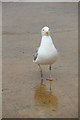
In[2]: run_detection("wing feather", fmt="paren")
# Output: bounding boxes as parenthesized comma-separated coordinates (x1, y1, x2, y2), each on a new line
(33, 47, 39, 61)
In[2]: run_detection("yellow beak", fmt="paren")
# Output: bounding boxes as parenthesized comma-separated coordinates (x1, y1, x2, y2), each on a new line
(46, 31, 48, 34)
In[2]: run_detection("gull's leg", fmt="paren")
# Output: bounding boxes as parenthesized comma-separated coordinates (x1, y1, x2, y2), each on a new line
(46, 65, 56, 90)
(46, 65, 56, 80)
(49, 65, 51, 78)
(38, 64, 43, 85)
(49, 65, 52, 90)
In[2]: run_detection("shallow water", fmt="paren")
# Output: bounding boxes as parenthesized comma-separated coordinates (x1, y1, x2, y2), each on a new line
(2, 3, 78, 118)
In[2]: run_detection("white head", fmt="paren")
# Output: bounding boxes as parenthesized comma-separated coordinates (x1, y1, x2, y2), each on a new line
(41, 26, 50, 36)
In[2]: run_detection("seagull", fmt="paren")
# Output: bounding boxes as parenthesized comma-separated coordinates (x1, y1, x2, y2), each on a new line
(33, 26, 58, 88)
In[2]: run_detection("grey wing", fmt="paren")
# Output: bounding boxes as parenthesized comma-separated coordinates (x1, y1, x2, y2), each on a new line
(33, 47, 39, 61)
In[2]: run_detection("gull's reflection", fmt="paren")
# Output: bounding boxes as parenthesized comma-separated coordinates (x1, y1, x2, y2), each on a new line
(34, 84, 58, 111)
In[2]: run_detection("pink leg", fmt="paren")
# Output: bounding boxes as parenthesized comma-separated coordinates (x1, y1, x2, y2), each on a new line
(46, 65, 57, 90)
(46, 65, 57, 81)
(38, 65, 43, 85)
(40, 69, 43, 85)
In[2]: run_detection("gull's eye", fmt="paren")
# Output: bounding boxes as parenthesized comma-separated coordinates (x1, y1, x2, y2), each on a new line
(43, 29, 44, 31)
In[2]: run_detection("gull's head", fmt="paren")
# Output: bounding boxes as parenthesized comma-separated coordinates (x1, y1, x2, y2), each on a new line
(41, 26, 50, 36)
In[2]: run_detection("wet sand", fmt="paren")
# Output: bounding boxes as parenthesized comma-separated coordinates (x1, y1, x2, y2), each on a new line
(2, 3, 78, 118)
(0, 2, 2, 119)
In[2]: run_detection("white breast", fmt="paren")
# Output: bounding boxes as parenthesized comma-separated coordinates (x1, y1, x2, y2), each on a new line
(36, 36, 58, 65)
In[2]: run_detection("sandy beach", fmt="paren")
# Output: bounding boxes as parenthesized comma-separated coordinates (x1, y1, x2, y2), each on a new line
(0, 2, 2, 120)
(2, 2, 78, 118)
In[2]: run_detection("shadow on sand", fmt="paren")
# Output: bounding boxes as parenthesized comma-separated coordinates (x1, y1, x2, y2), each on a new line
(34, 84, 58, 111)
